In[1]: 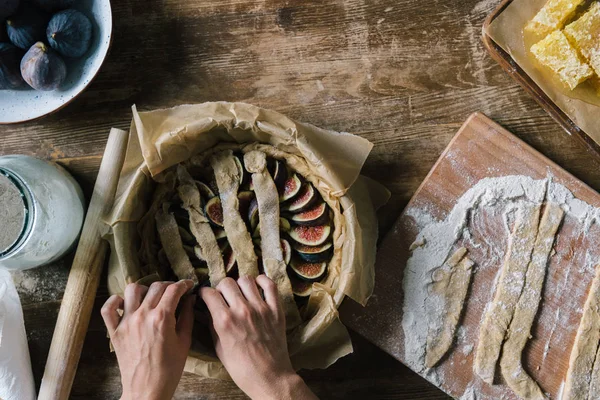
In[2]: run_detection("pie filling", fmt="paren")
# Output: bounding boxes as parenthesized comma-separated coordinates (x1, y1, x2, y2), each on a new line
(138, 148, 334, 315)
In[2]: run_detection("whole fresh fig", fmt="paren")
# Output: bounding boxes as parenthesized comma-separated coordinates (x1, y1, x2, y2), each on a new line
(6, 4, 48, 50)
(47, 9, 92, 58)
(0, 42, 24, 89)
(21, 41, 66, 90)
(0, 0, 19, 20)
(32, 0, 73, 12)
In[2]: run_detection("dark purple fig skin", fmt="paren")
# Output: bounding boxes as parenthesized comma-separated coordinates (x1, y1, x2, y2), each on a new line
(21, 42, 66, 91)
(47, 9, 92, 58)
(6, 4, 48, 50)
(32, 0, 73, 12)
(0, 42, 24, 89)
(0, 0, 19, 20)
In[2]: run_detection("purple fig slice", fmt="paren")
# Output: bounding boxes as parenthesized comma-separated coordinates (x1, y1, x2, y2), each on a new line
(252, 218, 291, 238)
(238, 191, 255, 222)
(234, 155, 248, 186)
(248, 198, 259, 230)
(205, 196, 223, 227)
(196, 181, 215, 199)
(280, 217, 291, 232)
(290, 202, 328, 226)
(282, 183, 318, 213)
(292, 241, 333, 263)
(213, 228, 227, 240)
(222, 244, 236, 273)
(290, 258, 327, 281)
(268, 159, 288, 193)
(289, 274, 312, 298)
(281, 239, 292, 265)
(289, 224, 331, 246)
(280, 174, 302, 202)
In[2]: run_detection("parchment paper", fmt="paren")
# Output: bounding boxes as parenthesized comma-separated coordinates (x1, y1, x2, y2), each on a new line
(487, 0, 600, 144)
(105, 102, 390, 377)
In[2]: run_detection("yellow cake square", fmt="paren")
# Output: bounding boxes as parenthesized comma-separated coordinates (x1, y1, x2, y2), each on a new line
(525, 0, 585, 36)
(564, 2, 600, 74)
(531, 30, 594, 89)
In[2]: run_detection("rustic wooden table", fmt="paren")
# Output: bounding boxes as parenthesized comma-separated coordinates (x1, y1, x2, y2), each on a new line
(3, 0, 600, 398)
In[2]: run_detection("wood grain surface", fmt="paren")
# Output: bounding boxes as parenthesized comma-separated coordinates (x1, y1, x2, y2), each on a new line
(3, 0, 600, 398)
(341, 113, 600, 399)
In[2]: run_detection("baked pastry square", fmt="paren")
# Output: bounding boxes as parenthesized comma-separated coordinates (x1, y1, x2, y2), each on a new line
(564, 1, 600, 76)
(531, 30, 594, 89)
(525, 0, 585, 37)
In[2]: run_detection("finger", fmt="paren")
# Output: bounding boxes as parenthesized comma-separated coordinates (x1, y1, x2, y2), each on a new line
(176, 294, 196, 344)
(200, 286, 229, 316)
(237, 275, 262, 305)
(142, 281, 174, 309)
(101, 295, 124, 336)
(216, 277, 246, 308)
(256, 275, 283, 316)
(124, 283, 148, 316)
(159, 280, 194, 315)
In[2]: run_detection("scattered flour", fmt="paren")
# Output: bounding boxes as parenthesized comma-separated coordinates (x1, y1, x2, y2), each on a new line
(402, 174, 600, 395)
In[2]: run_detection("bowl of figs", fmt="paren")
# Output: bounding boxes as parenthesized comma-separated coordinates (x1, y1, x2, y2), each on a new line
(0, 0, 112, 123)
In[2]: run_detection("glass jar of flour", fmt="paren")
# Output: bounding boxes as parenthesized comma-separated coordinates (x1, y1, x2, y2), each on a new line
(0, 155, 85, 271)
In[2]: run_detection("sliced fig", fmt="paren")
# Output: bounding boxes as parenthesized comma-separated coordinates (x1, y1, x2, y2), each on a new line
(279, 217, 291, 233)
(248, 198, 259, 230)
(289, 274, 312, 298)
(290, 202, 329, 226)
(238, 191, 255, 222)
(281, 239, 292, 265)
(222, 244, 236, 273)
(282, 183, 318, 213)
(178, 226, 195, 245)
(196, 181, 215, 199)
(195, 267, 209, 283)
(289, 224, 331, 246)
(292, 241, 333, 263)
(234, 154, 248, 186)
(280, 174, 302, 202)
(253, 218, 291, 238)
(213, 228, 227, 240)
(205, 196, 223, 227)
(290, 258, 327, 281)
(268, 159, 288, 192)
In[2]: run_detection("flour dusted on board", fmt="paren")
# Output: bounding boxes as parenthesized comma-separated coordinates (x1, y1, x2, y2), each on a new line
(402, 174, 600, 397)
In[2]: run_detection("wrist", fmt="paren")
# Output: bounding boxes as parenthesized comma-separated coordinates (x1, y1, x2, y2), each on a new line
(258, 372, 309, 400)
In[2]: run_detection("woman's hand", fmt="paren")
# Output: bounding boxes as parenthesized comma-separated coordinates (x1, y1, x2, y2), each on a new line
(101, 280, 196, 400)
(200, 275, 318, 400)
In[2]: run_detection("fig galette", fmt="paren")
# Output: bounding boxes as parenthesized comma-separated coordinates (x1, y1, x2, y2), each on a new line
(137, 143, 340, 328)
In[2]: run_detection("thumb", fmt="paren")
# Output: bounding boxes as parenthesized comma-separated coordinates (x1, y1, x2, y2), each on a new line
(176, 294, 196, 346)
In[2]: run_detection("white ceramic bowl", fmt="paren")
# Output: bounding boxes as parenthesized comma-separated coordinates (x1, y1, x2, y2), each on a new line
(0, 0, 112, 124)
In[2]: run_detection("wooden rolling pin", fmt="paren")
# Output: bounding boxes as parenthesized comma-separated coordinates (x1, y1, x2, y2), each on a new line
(38, 128, 129, 400)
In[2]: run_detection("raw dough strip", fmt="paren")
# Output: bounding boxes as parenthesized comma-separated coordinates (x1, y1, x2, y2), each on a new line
(244, 151, 302, 329)
(500, 203, 564, 400)
(474, 204, 542, 384)
(138, 178, 176, 276)
(563, 263, 600, 400)
(425, 247, 474, 368)
(177, 166, 226, 287)
(211, 150, 259, 277)
(155, 204, 198, 283)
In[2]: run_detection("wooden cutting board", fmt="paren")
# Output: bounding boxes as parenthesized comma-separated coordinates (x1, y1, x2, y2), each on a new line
(340, 113, 600, 399)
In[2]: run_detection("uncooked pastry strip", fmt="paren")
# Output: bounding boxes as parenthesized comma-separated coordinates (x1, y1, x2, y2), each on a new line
(177, 165, 226, 287)
(563, 263, 600, 400)
(211, 151, 259, 277)
(589, 342, 600, 399)
(155, 204, 198, 283)
(425, 247, 474, 368)
(500, 203, 564, 400)
(474, 204, 542, 384)
(244, 151, 302, 329)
